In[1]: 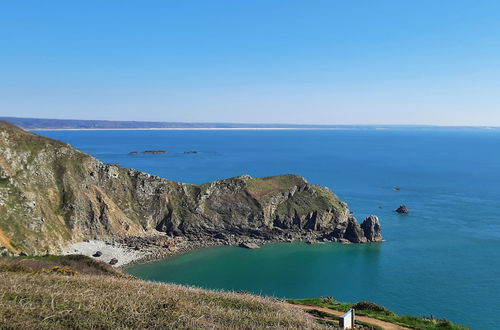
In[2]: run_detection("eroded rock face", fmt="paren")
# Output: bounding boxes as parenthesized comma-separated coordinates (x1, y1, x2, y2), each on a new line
(361, 216, 383, 242)
(343, 217, 367, 243)
(0, 121, 383, 255)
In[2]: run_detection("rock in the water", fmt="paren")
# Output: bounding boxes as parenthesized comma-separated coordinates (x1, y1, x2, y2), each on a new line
(360, 216, 383, 242)
(343, 217, 367, 243)
(239, 242, 260, 249)
(92, 251, 103, 257)
(395, 205, 410, 214)
(109, 258, 118, 265)
(129, 151, 138, 155)
(142, 150, 167, 154)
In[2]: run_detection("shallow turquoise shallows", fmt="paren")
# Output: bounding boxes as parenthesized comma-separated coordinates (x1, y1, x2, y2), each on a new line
(37, 128, 500, 329)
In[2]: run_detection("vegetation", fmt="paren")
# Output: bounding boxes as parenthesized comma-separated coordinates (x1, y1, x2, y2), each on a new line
(0, 256, 325, 329)
(0, 255, 125, 276)
(287, 297, 468, 330)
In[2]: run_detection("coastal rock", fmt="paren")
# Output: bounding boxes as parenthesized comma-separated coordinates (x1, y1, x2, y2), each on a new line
(343, 217, 368, 243)
(395, 205, 410, 214)
(239, 242, 260, 249)
(360, 216, 383, 242)
(109, 258, 118, 265)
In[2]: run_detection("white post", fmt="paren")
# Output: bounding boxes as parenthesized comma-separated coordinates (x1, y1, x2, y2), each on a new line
(342, 309, 355, 329)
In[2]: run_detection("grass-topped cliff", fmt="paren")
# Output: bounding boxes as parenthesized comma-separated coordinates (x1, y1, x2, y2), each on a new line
(0, 121, 381, 256)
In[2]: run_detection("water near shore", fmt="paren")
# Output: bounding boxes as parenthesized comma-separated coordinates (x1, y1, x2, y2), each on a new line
(37, 128, 500, 329)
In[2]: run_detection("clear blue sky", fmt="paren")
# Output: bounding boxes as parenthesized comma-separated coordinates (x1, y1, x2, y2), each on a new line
(1, 1, 500, 125)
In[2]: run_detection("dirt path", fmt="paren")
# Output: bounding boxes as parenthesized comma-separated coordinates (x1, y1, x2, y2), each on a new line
(286, 303, 411, 330)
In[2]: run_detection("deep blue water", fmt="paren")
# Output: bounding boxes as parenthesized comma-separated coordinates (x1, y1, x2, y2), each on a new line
(37, 128, 500, 329)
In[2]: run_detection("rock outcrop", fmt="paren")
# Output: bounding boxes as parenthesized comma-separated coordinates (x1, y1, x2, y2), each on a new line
(395, 205, 410, 214)
(360, 216, 383, 242)
(0, 121, 382, 255)
(239, 242, 260, 249)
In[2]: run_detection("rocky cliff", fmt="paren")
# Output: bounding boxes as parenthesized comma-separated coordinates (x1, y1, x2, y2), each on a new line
(0, 121, 382, 255)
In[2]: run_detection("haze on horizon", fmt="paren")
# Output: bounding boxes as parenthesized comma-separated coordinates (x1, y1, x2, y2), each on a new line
(1, 1, 500, 126)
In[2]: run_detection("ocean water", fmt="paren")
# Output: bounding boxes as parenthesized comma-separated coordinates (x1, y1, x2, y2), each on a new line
(37, 128, 500, 329)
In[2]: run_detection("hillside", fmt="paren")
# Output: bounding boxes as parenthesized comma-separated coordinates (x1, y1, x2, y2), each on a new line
(0, 256, 467, 329)
(0, 256, 326, 329)
(0, 121, 381, 256)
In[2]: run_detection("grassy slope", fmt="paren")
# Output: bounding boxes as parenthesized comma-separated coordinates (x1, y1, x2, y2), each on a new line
(287, 298, 468, 330)
(0, 256, 325, 330)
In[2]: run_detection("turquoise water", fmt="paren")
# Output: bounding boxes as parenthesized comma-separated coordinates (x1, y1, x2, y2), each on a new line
(37, 128, 500, 329)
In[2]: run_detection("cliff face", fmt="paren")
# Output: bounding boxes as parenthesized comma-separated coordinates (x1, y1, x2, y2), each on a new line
(0, 122, 382, 255)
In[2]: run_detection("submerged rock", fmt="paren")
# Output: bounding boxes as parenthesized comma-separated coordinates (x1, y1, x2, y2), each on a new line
(92, 251, 102, 257)
(109, 258, 118, 265)
(395, 205, 410, 214)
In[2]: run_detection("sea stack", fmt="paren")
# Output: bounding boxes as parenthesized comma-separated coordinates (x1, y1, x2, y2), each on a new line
(360, 216, 383, 242)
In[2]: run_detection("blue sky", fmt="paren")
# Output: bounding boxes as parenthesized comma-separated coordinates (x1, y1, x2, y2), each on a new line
(1, 1, 500, 125)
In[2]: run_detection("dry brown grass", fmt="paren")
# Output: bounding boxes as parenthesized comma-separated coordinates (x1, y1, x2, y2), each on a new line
(0, 270, 327, 329)
(0, 255, 124, 277)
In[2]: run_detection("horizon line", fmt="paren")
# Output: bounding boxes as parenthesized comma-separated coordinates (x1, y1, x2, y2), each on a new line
(1, 116, 500, 129)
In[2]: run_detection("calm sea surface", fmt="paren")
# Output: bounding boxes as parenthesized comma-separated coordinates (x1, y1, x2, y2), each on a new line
(37, 128, 500, 329)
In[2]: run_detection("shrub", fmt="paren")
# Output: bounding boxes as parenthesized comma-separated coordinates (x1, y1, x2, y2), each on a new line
(352, 301, 394, 315)
(41, 266, 77, 276)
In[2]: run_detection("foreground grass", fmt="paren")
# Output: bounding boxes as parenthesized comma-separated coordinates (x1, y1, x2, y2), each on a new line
(0, 256, 325, 329)
(287, 298, 468, 330)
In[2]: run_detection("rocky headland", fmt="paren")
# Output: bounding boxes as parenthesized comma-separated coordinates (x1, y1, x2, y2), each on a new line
(0, 121, 382, 265)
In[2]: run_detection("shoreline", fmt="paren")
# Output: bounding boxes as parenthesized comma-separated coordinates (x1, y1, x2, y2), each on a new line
(62, 232, 335, 270)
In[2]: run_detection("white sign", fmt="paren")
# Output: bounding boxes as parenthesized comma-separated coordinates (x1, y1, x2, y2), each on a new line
(342, 309, 355, 329)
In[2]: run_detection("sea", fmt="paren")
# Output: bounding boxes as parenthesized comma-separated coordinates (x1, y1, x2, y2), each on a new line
(36, 128, 500, 329)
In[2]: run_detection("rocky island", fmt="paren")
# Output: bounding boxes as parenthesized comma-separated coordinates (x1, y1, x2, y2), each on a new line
(142, 150, 168, 154)
(0, 121, 382, 263)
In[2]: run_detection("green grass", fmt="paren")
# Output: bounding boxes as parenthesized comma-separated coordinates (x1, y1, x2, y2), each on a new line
(287, 298, 469, 330)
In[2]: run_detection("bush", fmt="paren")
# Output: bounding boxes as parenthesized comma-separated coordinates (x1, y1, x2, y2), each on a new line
(353, 301, 394, 315)
(41, 266, 77, 276)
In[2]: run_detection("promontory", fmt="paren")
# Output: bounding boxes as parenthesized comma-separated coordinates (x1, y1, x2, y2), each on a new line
(0, 121, 382, 257)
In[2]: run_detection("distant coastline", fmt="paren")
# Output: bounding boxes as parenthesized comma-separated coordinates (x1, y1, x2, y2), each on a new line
(29, 127, 355, 131)
(2, 116, 499, 131)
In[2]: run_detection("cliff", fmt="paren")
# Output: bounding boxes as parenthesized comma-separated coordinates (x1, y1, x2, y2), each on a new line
(0, 121, 382, 255)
